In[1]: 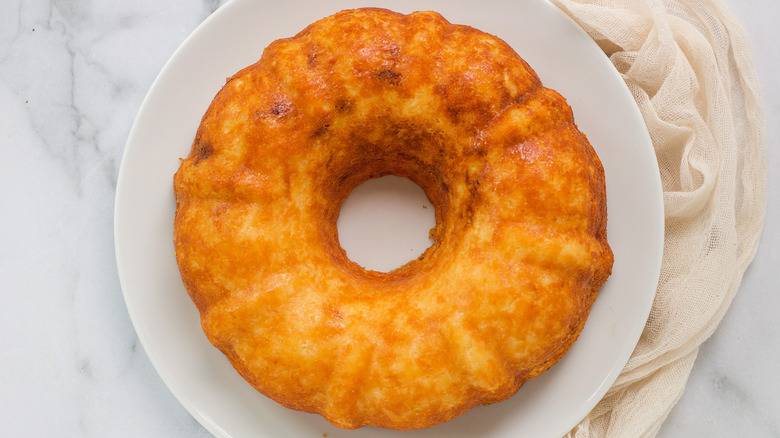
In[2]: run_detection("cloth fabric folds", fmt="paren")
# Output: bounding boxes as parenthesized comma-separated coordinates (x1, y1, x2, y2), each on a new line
(548, 0, 767, 436)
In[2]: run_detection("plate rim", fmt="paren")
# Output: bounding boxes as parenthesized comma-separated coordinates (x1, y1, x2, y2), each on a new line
(114, 0, 664, 437)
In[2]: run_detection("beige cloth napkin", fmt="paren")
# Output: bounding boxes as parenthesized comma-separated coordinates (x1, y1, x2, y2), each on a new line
(547, 0, 767, 436)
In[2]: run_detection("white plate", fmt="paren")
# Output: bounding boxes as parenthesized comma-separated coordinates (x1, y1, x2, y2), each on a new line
(114, 1, 663, 437)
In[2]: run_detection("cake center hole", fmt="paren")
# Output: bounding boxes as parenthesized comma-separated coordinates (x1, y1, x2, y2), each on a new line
(337, 175, 435, 273)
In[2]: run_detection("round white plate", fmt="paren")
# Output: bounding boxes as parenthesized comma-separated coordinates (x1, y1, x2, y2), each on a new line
(114, 1, 663, 437)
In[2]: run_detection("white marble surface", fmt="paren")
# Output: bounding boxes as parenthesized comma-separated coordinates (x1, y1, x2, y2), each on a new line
(0, 0, 776, 436)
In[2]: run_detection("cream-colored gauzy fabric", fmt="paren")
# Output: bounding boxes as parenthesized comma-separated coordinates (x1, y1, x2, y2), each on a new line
(547, 0, 767, 436)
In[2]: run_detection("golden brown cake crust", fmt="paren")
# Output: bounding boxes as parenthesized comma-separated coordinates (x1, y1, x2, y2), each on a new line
(173, 8, 613, 430)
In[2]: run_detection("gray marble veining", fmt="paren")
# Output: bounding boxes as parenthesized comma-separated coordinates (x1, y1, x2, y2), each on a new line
(0, 0, 777, 436)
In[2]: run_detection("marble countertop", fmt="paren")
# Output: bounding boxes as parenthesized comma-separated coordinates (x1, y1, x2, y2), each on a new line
(1, 0, 776, 436)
